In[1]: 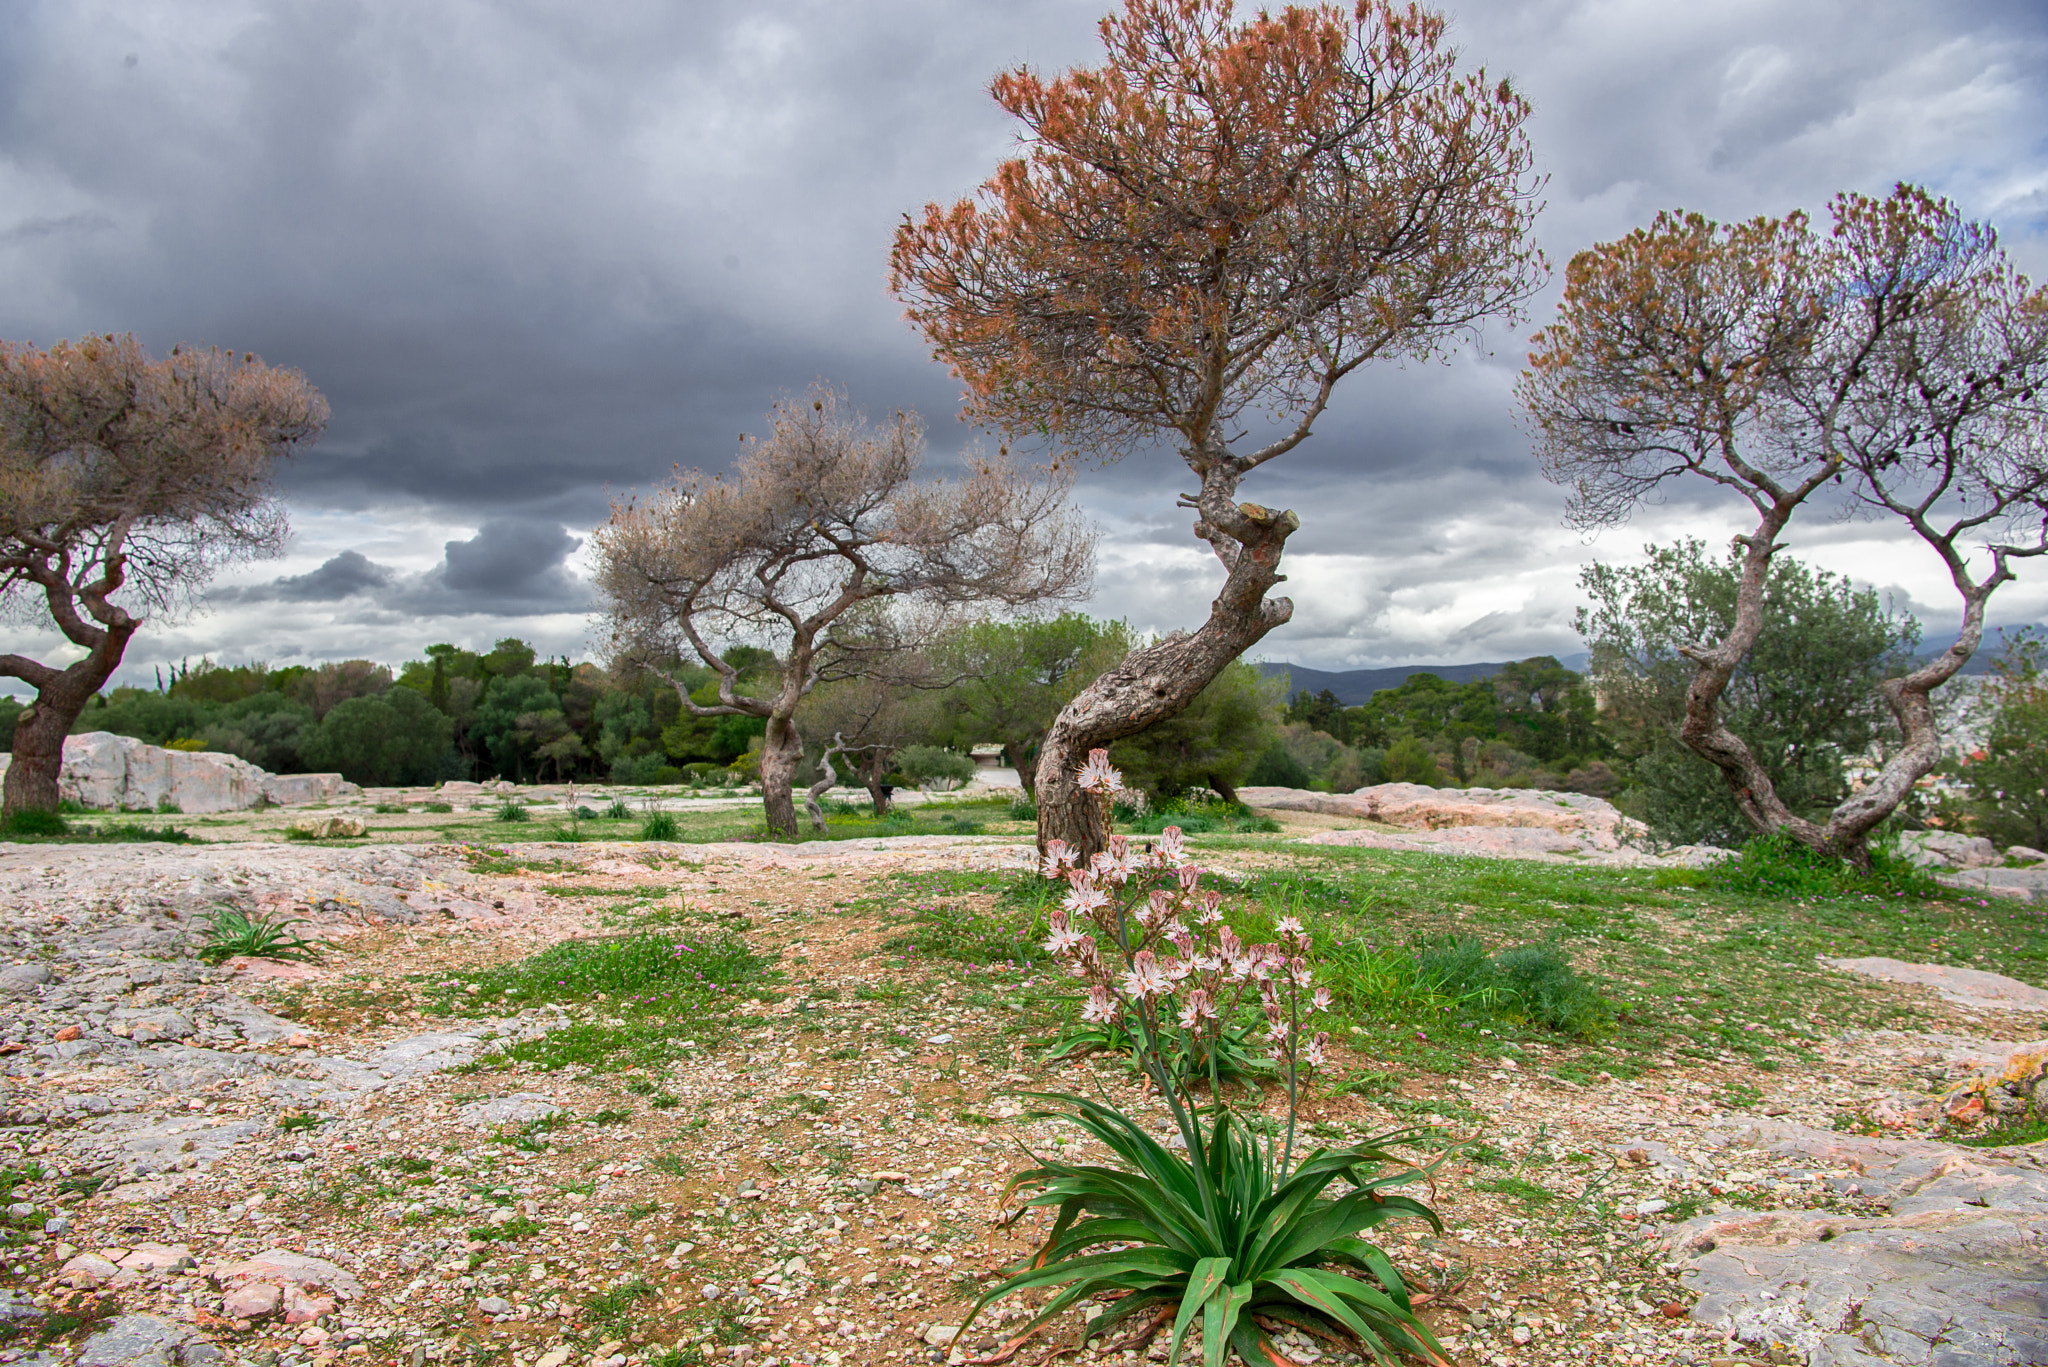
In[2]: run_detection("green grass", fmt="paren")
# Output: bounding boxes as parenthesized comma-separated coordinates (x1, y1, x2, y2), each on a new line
(865, 838, 2043, 1083)
(433, 928, 774, 1074)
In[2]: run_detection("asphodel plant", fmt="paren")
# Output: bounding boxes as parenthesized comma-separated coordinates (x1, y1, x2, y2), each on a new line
(956, 751, 1449, 1367)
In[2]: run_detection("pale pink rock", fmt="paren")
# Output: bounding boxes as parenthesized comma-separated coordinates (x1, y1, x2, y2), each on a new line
(1241, 782, 1643, 847)
(115, 1241, 193, 1273)
(222, 1281, 282, 1319)
(282, 1284, 335, 1324)
(1825, 957, 2048, 1012)
(57, 1253, 118, 1288)
(213, 1248, 363, 1299)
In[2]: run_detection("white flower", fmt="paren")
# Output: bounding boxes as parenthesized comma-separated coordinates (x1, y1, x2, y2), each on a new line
(1044, 924, 1091, 957)
(1176, 989, 1216, 1029)
(1081, 986, 1118, 1024)
(1075, 749, 1125, 795)
(1153, 826, 1188, 866)
(1303, 1031, 1328, 1067)
(1311, 986, 1333, 1012)
(1062, 879, 1110, 917)
(1275, 916, 1306, 940)
(1121, 950, 1174, 1001)
(1040, 839, 1078, 878)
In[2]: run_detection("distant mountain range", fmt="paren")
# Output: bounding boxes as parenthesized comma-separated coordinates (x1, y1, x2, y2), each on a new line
(1260, 624, 2045, 706)
(1256, 656, 1589, 706)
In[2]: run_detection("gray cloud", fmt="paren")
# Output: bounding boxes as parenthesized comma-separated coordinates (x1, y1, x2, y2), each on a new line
(215, 519, 590, 619)
(1, 0, 2045, 681)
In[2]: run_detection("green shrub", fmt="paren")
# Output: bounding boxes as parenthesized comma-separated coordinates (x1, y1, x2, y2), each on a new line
(495, 802, 531, 823)
(604, 799, 631, 820)
(424, 801, 454, 813)
(1, 809, 67, 837)
(1672, 830, 1941, 900)
(896, 745, 977, 791)
(1009, 798, 1038, 821)
(639, 811, 680, 841)
(200, 909, 325, 965)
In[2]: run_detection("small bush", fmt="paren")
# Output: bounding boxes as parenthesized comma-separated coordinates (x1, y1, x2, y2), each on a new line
(423, 801, 454, 813)
(200, 909, 325, 965)
(154, 797, 183, 814)
(895, 745, 977, 791)
(373, 803, 408, 814)
(604, 799, 631, 820)
(1008, 798, 1037, 821)
(1672, 830, 1942, 900)
(1, 809, 66, 837)
(639, 811, 680, 841)
(494, 802, 531, 823)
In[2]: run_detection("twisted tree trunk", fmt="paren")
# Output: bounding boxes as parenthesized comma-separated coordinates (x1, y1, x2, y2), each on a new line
(758, 714, 806, 841)
(1035, 479, 1297, 858)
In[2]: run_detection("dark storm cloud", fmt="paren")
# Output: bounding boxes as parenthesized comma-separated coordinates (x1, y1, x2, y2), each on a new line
(217, 520, 589, 618)
(249, 548, 392, 602)
(2, 0, 2046, 675)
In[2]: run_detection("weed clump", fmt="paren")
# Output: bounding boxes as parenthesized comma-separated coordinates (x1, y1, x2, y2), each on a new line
(0, 808, 66, 837)
(1671, 830, 1942, 900)
(494, 802, 531, 823)
(200, 909, 326, 966)
(640, 811, 681, 841)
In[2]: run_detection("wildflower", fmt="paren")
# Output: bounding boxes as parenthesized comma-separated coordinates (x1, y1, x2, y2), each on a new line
(1039, 839, 1079, 877)
(1302, 1031, 1329, 1067)
(1081, 986, 1118, 1024)
(1063, 878, 1110, 917)
(1121, 950, 1174, 1001)
(1176, 989, 1217, 1029)
(1045, 921, 1091, 957)
(1075, 749, 1125, 794)
(1275, 916, 1306, 940)
(1141, 889, 1176, 928)
(1311, 986, 1333, 1012)
(1154, 826, 1188, 865)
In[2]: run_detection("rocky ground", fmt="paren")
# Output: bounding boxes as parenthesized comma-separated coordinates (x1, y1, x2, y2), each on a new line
(0, 832, 2041, 1367)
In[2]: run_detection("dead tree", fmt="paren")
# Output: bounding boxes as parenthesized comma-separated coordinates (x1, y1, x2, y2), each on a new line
(592, 387, 1093, 840)
(1521, 186, 2048, 863)
(891, 0, 1542, 856)
(0, 335, 327, 816)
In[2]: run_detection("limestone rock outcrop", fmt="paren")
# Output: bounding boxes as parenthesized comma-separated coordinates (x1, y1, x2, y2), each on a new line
(1241, 781, 1644, 848)
(0, 731, 357, 813)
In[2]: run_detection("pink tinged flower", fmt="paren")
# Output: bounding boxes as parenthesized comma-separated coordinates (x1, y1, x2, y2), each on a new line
(1075, 749, 1125, 795)
(1040, 840, 1078, 877)
(1196, 891, 1223, 924)
(1177, 866, 1203, 894)
(1167, 924, 1196, 956)
(1081, 986, 1117, 1025)
(1267, 1015, 1291, 1040)
(1311, 986, 1333, 1012)
(1044, 925, 1090, 957)
(1303, 1032, 1328, 1067)
(1176, 989, 1216, 1029)
(1063, 881, 1110, 917)
(1155, 826, 1188, 865)
(1275, 916, 1306, 940)
(1121, 950, 1173, 1001)
(1218, 927, 1243, 959)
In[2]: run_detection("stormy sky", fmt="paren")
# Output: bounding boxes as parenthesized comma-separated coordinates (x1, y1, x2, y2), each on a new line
(4, 0, 2048, 690)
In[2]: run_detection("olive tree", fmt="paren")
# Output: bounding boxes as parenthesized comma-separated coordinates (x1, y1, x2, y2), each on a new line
(592, 387, 1093, 839)
(891, 0, 1542, 857)
(0, 335, 327, 815)
(1522, 186, 2048, 863)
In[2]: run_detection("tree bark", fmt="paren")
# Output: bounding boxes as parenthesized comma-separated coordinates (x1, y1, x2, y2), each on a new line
(3, 639, 132, 817)
(803, 734, 853, 832)
(861, 751, 894, 816)
(1005, 739, 1037, 798)
(757, 714, 805, 841)
(1036, 489, 1298, 858)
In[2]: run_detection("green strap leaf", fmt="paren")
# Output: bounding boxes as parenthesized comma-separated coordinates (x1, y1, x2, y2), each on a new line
(1203, 1282, 1252, 1367)
(1168, 1256, 1230, 1367)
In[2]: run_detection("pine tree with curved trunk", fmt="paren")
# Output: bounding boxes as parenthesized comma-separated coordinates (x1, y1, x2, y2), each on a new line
(1522, 187, 2048, 865)
(591, 387, 1093, 841)
(890, 0, 1543, 857)
(0, 335, 327, 816)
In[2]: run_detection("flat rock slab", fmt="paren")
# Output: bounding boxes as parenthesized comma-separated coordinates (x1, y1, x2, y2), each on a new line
(1938, 865, 2048, 904)
(211, 1248, 362, 1298)
(77, 1312, 218, 1367)
(458, 1093, 564, 1128)
(1826, 957, 2048, 1011)
(1661, 1119, 2048, 1366)
(1294, 824, 1728, 868)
